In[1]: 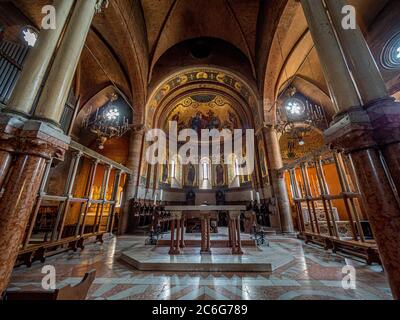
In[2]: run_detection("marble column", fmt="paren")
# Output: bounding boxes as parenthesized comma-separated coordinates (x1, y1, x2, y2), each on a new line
(34, 0, 107, 124)
(169, 219, 176, 255)
(324, 0, 400, 195)
(301, 0, 400, 299)
(0, 0, 74, 190)
(324, 0, 387, 103)
(0, 121, 69, 295)
(119, 128, 145, 234)
(300, 0, 362, 114)
(0, 115, 25, 188)
(262, 126, 294, 233)
(6, 0, 75, 116)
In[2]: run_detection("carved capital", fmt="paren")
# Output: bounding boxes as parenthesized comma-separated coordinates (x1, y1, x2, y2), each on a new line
(16, 136, 67, 160)
(365, 97, 400, 145)
(171, 211, 182, 220)
(131, 124, 145, 134)
(324, 107, 377, 152)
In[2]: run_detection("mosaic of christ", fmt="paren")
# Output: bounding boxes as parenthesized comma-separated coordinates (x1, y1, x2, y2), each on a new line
(165, 94, 242, 134)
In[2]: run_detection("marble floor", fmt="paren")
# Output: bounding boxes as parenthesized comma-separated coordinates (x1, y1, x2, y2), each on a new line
(8, 234, 393, 300)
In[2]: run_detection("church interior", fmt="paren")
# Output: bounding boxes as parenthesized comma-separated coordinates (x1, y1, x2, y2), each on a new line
(0, 0, 399, 301)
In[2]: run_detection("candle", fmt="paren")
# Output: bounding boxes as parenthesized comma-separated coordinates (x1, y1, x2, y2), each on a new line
(160, 190, 164, 202)
(154, 193, 157, 205)
(250, 190, 254, 201)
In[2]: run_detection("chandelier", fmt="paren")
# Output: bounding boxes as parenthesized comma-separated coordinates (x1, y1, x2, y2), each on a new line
(276, 87, 327, 159)
(82, 93, 130, 150)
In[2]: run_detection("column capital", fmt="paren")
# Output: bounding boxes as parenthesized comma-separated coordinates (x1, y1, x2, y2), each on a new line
(324, 106, 376, 152)
(17, 121, 70, 161)
(171, 211, 182, 220)
(261, 122, 277, 131)
(131, 124, 145, 135)
(72, 150, 84, 160)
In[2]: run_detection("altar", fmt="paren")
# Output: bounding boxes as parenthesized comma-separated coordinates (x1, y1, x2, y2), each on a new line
(164, 205, 246, 255)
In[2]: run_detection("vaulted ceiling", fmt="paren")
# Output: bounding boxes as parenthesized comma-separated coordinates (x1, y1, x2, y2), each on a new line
(4, 0, 399, 127)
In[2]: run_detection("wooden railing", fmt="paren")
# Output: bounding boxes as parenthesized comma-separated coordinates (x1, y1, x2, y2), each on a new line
(16, 140, 130, 267)
(281, 148, 381, 265)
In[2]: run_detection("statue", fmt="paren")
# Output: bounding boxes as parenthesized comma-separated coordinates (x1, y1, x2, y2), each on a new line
(187, 163, 196, 186)
(190, 112, 202, 134)
(162, 163, 169, 183)
(216, 164, 224, 186)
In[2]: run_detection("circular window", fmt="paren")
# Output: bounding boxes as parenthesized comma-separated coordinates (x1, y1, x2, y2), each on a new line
(284, 98, 306, 116)
(20, 26, 39, 47)
(381, 32, 400, 70)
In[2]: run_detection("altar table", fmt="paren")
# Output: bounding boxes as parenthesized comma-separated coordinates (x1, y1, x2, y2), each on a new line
(164, 205, 246, 255)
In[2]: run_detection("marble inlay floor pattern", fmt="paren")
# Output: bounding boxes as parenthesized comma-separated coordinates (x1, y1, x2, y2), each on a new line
(8, 235, 392, 300)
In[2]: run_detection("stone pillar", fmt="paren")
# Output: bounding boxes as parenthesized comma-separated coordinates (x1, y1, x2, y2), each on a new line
(0, 115, 25, 188)
(228, 211, 243, 255)
(0, 121, 69, 295)
(300, 0, 362, 114)
(6, 0, 75, 116)
(324, 0, 400, 195)
(324, 0, 387, 103)
(301, 0, 400, 299)
(0, 1, 74, 187)
(262, 126, 294, 233)
(119, 127, 145, 234)
(34, 0, 108, 124)
(169, 218, 176, 255)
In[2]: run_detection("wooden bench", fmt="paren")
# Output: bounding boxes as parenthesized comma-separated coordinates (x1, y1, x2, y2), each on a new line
(4, 270, 96, 300)
(16, 232, 107, 267)
(302, 232, 381, 265)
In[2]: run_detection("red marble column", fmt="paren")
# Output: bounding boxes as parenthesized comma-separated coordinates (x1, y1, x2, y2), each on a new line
(349, 148, 400, 299)
(365, 97, 400, 195)
(0, 155, 46, 290)
(0, 114, 26, 190)
(180, 218, 185, 248)
(325, 109, 400, 300)
(206, 216, 211, 253)
(200, 217, 207, 253)
(0, 121, 69, 295)
(230, 219, 237, 254)
(175, 217, 181, 254)
(236, 217, 243, 255)
(227, 219, 233, 247)
(169, 218, 176, 255)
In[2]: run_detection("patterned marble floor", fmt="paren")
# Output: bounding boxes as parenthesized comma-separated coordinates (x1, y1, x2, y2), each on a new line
(8, 234, 393, 300)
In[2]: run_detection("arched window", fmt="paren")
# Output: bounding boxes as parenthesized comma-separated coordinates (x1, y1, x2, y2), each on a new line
(171, 159, 176, 179)
(203, 162, 209, 180)
(199, 158, 212, 190)
(170, 155, 182, 188)
(227, 154, 240, 188)
(234, 158, 240, 177)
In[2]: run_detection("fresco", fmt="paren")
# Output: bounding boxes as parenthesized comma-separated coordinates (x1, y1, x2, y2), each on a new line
(258, 139, 268, 178)
(165, 95, 242, 133)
